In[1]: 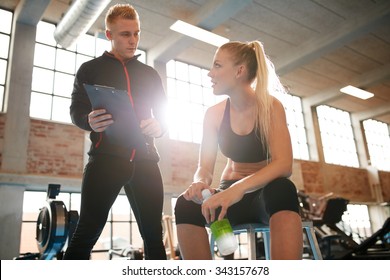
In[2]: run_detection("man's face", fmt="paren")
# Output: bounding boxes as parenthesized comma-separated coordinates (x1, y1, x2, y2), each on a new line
(106, 18, 140, 61)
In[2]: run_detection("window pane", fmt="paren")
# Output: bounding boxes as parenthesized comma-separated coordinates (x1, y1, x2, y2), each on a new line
(166, 78, 176, 98)
(189, 65, 202, 85)
(76, 53, 93, 71)
(54, 72, 74, 98)
(277, 92, 309, 160)
(20, 191, 47, 255)
(191, 103, 204, 123)
(176, 80, 190, 101)
(112, 195, 131, 219)
(34, 43, 56, 69)
(341, 204, 372, 244)
(190, 84, 203, 104)
(316, 105, 359, 167)
(76, 33, 96, 56)
(175, 61, 188, 81)
(363, 119, 390, 171)
(56, 49, 76, 74)
(0, 86, 4, 111)
(192, 122, 203, 144)
(69, 193, 81, 212)
(95, 37, 110, 56)
(36, 21, 57, 46)
(30, 92, 52, 119)
(166, 60, 175, 78)
(32, 67, 54, 93)
(203, 87, 216, 106)
(0, 34, 10, 59)
(0, 8, 10, 114)
(0, 9, 12, 34)
(0, 59, 7, 84)
(52, 96, 71, 123)
(201, 69, 212, 87)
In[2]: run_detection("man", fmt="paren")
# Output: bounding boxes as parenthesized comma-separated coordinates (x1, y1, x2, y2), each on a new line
(64, 4, 167, 260)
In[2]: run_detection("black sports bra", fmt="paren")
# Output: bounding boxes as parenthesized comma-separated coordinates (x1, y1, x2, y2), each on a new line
(218, 99, 268, 163)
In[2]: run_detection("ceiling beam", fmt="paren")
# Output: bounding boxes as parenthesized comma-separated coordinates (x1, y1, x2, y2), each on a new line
(303, 63, 390, 106)
(352, 105, 390, 122)
(147, 0, 251, 65)
(275, 2, 390, 76)
(14, 0, 51, 25)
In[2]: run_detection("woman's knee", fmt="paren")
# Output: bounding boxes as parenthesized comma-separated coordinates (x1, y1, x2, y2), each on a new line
(174, 195, 205, 227)
(174, 195, 186, 215)
(264, 178, 300, 216)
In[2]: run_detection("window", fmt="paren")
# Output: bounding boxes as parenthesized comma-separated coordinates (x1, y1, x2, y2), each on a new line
(362, 119, 390, 171)
(166, 60, 225, 143)
(31, 21, 145, 124)
(273, 91, 309, 160)
(340, 204, 372, 244)
(0, 9, 12, 112)
(316, 105, 359, 167)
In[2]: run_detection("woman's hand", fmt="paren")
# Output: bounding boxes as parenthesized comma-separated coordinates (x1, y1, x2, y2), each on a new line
(201, 185, 245, 223)
(183, 181, 213, 205)
(88, 109, 113, 132)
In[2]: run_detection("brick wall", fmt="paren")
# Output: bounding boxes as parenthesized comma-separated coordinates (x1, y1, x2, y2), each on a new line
(379, 171, 390, 202)
(169, 140, 198, 188)
(299, 160, 375, 202)
(26, 119, 84, 177)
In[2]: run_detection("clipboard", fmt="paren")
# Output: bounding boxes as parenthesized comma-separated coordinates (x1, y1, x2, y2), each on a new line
(83, 83, 147, 152)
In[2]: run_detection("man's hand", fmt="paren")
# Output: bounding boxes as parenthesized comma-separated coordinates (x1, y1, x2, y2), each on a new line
(140, 118, 163, 138)
(88, 109, 114, 132)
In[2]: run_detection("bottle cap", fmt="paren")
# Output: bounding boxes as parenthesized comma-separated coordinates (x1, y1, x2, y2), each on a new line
(201, 189, 212, 201)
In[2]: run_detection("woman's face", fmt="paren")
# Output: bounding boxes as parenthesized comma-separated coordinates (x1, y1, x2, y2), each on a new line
(106, 18, 140, 61)
(208, 49, 239, 96)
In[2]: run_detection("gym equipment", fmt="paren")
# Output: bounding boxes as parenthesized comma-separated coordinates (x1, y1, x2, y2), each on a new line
(299, 192, 390, 260)
(310, 197, 358, 259)
(109, 246, 144, 260)
(35, 184, 79, 260)
(341, 217, 390, 260)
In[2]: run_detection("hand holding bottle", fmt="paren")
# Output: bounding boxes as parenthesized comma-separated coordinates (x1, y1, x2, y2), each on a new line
(183, 182, 211, 204)
(202, 189, 238, 256)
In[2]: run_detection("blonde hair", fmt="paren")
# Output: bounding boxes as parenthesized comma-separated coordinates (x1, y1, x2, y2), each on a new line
(218, 41, 286, 152)
(105, 4, 139, 29)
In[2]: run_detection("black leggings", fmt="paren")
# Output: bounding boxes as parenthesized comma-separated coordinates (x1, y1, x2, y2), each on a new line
(175, 177, 300, 227)
(63, 155, 166, 260)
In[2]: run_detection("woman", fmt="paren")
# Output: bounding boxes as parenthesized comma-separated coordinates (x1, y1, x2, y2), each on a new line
(174, 41, 303, 260)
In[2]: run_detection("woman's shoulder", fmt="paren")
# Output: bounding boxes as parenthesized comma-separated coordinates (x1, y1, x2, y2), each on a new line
(205, 98, 227, 117)
(270, 95, 285, 112)
(269, 95, 288, 122)
(204, 98, 228, 128)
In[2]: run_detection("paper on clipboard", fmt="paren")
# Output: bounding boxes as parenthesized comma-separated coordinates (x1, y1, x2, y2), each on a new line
(83, 84, 147, 152)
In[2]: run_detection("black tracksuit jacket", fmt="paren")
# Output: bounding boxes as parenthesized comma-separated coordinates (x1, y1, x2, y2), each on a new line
(70, 51, 168, 162)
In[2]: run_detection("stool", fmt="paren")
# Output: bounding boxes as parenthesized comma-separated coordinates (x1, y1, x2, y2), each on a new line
(210, 220, 322, 260)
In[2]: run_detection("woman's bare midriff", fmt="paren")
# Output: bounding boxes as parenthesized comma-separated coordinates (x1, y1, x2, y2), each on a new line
(220, 159, 268, 181)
